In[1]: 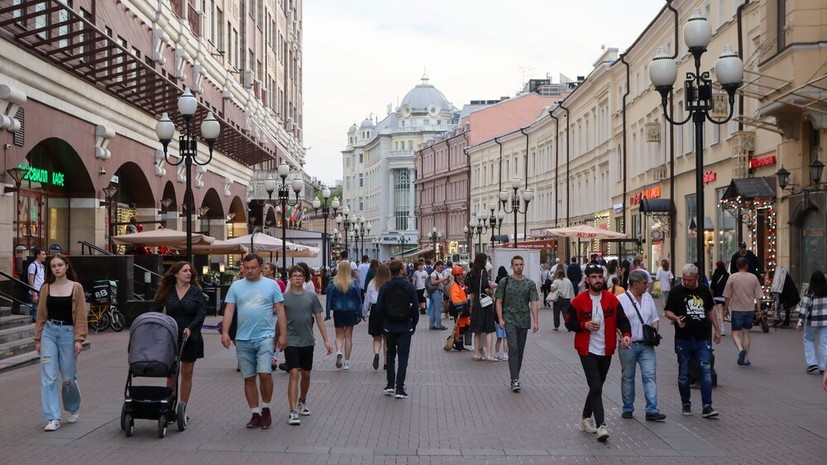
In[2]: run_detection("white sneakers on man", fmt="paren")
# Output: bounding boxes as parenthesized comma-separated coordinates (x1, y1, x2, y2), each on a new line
(67, 411, 79, 423)
(578, 417, 597, 434)
(44, 419, 60, 431)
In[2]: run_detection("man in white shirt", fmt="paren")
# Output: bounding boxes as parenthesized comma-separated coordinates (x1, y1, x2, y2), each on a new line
(27, 247, 46, 322)
(617, 269, 665, 422)
(357, 255, 371, 298)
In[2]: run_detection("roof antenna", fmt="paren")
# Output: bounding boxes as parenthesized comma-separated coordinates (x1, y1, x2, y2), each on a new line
(422, 66, 429, 84)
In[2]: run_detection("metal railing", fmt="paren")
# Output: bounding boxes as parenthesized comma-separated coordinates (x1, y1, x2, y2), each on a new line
(76, 241, 163, 300)
(0, 269, 37, 313)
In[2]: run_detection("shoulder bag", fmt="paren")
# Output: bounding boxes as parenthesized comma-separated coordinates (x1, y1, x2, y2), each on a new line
(477, 272, 494, 309)
(626, 292, 661, 347)
(547, 281, 561, 302)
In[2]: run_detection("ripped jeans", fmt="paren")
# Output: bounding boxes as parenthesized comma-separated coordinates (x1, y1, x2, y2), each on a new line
(675, 338, 713, 409)
(40, 322, 81, 421)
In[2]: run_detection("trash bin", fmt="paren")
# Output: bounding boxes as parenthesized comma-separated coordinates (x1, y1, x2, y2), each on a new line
(312, 273, 322, 293)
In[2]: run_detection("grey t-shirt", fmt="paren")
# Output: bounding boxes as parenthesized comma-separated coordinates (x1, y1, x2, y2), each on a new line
(283, 290, 323, 347)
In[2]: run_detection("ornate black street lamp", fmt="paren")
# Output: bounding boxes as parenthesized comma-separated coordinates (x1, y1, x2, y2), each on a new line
(335, 205, 353, 256)
(276, 161, 303, 281)
(312, 187, 340, 293)
(101, 185, 119, 252)
(428, 227, 443, 261)
(155, 89, 220, 263)
(499, 176, 533, 248)
(649, 8, 743, 279)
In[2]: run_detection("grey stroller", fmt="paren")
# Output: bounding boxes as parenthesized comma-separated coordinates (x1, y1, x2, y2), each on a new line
(120, 312, 187, 438)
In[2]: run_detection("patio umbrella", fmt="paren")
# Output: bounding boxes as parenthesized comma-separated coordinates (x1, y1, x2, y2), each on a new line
(544, 225, 627, 239)
(112, 229, 215, 246)
(225, 232, 318, 256)
(171, 240, 249, 255)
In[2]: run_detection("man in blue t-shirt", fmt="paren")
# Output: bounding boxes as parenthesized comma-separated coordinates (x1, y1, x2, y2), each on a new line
(222, 254, 286, 430)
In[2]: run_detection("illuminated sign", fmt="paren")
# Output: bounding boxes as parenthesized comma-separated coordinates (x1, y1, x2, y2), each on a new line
(703, 171, 717, 185)
(19, 164, 65, 187)
(629, 185, 661, 205)
(749, 155, 776, 169)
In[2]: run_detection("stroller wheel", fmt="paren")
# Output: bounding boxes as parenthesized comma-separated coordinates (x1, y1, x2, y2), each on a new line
(123, 413, 134, 437)
(158, 415, 167, 438)
(177, 403, 188, 431)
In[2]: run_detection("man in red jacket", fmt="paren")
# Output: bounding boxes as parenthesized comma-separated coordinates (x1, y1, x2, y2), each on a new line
(565, 263, 632, 443)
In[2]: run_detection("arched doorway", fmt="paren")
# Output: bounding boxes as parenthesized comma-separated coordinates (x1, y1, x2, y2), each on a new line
(110, 162, 155, 252)
(16, 138, 94, 254)
(199, 188, 225, 238)
(227, 196, 247, 239)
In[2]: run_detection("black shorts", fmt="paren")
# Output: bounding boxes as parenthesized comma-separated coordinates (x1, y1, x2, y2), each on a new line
(416, 289, 426, 304)
(284, 346, 314, 371)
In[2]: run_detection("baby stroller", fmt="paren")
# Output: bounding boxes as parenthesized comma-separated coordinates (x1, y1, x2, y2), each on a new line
(121, 312, 187, 438)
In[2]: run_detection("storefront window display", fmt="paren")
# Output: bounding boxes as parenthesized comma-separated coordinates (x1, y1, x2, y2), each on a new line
(716, 188, 738, 262)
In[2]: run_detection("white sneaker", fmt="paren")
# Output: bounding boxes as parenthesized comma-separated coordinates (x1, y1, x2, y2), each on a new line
(44, 419, 60, 431)
(596, 424, 609, 442)
(67, 411, 79, 423)
(287, 411, 300, 426)
(500, 353, 509, 361)
(343, 360, 350, 370)
(578, 417, 597, 434)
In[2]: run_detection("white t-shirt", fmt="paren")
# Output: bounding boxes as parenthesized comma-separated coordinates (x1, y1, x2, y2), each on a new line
(656, 268, 673, 292)
(28, 261, 45, 292)
(362, 280, 380, 317)
(357, 263, 371, 289)
(413, 270, 428, 290)
(588, 294, 606, 356)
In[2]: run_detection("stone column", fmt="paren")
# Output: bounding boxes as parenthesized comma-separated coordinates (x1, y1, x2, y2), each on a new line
(407, 167, 415, 231)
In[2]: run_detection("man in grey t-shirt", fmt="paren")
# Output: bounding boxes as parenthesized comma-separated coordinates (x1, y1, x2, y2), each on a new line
(282, 266, 333, 426)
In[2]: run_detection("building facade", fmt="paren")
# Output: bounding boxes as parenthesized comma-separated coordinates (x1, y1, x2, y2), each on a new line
(341, 76, 459, 260)
(0, 0, 306, 275)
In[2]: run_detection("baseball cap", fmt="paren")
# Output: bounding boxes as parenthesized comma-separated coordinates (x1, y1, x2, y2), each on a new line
(738, 241, 746, 248)
(584, 263, 604, 276)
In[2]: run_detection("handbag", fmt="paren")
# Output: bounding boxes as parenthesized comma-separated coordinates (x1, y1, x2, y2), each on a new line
(477, 271, 494, 308)
(443, 335, 454, 352)
(626, 292, 661, 347)
(548, 284, 561, 302)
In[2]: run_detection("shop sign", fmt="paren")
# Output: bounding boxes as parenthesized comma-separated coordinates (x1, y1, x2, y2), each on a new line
(749, 155, 776, 169)
(629, 186, 661, 205)
(702, 171, 717, 185)
(19, 164, 65, 187)
(612, 203, 624, 214)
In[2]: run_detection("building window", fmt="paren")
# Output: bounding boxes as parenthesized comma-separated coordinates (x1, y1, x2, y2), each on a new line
(394, 170, 410, 230)
(359, 173, 363, 188)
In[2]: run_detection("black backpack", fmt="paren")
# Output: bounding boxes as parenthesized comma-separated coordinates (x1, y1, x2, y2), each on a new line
(384, 282, 412, 323)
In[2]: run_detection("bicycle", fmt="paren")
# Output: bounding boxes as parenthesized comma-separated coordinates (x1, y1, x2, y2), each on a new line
(87, 301, 126, 333)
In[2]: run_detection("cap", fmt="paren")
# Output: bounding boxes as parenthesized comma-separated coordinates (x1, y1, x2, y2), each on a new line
(738, 241, 747, 248)
(584, 263, 604, 276)
(451, 265, 464, 276)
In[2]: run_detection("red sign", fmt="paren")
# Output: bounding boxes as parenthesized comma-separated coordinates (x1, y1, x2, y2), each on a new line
(501, 239, 557, 249)
(703, 171, 717, 185)
(629, 186, 662, 205)
(749, 155, 776, 169)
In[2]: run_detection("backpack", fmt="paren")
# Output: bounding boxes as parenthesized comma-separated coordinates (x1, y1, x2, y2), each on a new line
(384, 282, 412, 323)
(424, 271, 439, 294)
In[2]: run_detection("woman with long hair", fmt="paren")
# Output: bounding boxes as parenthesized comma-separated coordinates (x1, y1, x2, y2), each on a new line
(153, 261, 206, 425)
(33, 254, 87, 431)
(797, 270, 827, 376)
(325, 260, 363, 370)
(711, 260, 730, 336)
(551, 268, 575, 331)
(656, 259, 674, 302)
(363, 263, 391, 370)
(468, 253, 496, 361)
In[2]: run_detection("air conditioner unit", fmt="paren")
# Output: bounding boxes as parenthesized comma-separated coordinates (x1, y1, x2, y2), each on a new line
(645, 123, 660, 142)
(242, 69, 254, 89)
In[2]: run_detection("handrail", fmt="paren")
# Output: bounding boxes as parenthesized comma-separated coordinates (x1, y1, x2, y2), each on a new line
(0, 269, 37, 293)
(77, 240, 114, 256)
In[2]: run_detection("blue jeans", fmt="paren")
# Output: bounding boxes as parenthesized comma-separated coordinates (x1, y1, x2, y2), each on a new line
(675, 339, 713, 409)
(619, 342, 659, 414)
(40, 322, 81, 421)
(235, 337, 274, 378)
(803, 325, 827, 370)
(429, 291, 443, 329)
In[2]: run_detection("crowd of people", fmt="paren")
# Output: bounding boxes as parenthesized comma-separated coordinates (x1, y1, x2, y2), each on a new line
(28, 246, 827, 442)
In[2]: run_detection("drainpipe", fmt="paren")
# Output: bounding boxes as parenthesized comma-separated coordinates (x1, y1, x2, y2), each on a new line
(667, 0, 678, 265)
(548, 111, 560, 227)
(619, 54, 630, 236)
(557, 102, 570, 227)
(736, 0, 750, 133)
(520, 127, 530, 242)
(494, 136, 503, 196)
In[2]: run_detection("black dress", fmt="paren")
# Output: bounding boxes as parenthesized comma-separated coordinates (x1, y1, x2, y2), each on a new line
(154, 286, 207, 362)
(468, 270, 495, 334)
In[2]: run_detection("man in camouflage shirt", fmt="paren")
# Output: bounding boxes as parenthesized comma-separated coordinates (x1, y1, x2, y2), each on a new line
(495, 255, 540, 392)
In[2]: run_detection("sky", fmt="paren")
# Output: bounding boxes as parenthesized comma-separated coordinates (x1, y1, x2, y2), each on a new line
(301, 0, 666, 186)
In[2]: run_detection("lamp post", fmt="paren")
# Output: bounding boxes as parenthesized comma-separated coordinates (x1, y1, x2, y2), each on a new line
(499, 176, 533, 248)
(335, 205, 353, 256)
(473, 212, 489, 257)
(464, 224, 473, 260)
(155, 88, 221, 263)
(7, 166, 29, 264)
(101, 185, 119, 252)
(277, 161, 303, 281)
(428, 227, 443, 261)
(312, 187, 340, 293)
(649, 8, 743, 280)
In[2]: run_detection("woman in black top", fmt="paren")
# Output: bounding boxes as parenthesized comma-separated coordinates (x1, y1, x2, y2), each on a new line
(468, 254, 496, 361)
(153, 261, 207, 419)
(710, 260, 730, 335)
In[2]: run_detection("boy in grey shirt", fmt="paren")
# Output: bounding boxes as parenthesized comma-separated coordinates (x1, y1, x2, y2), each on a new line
(283, 266, 333, 425)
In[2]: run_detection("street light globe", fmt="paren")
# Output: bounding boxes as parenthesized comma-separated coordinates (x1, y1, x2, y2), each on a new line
(523, 189, 534, 202)
(278, 161, 290, 178)
(331, 196, 341, 209)
(322, 187, 331, 199)
(335, 214, 343, 224)
(499, 190, 509, 202)
(155, 112, 175, 142)
(178, 89, 197, 117)
(343, 205, 350, 216)
(312, 198, 321, 209)
(263, 178, 277, 194)
(714, 44, 744, 87)
(200, 112, 220, 141)
(649, 46, 678, 89)
(291, 177, 303, 193)
(432, 226, 437, 234)
(683, 8, 712, 51)
(497, 210, 506, 220)
(366, 222, 372, 232)
(511, 176, 521, 190)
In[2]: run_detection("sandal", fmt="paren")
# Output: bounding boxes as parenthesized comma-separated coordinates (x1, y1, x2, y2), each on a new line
(473, 354, 484, 361)
(485, 356, 497, 362)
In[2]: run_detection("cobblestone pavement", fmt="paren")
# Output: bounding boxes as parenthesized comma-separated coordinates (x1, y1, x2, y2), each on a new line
(1, 297, 826, 465)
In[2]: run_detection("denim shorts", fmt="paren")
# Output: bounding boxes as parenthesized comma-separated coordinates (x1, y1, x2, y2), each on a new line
(731, 310, 755, 330)
(235, 337, 274, 378)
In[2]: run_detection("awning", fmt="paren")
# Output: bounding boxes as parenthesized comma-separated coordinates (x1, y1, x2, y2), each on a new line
(544, 225, 627, 239)
(721, 177, 777, 201)
(395, 247, 433, 259)
(640, 199, 675, 214)
(112, 229, 215, 246)
(391, 246, 420, 258)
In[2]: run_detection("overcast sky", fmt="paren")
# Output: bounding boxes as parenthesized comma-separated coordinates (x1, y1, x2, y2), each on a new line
(301, 0, 666, 186)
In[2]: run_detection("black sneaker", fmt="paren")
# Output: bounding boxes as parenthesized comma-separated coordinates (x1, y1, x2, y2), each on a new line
(701, 406, 719, 418)
(383, 385, 395, 396)
(681, 405, 692, 416)
(621, 411, 633, 419)
(510, 380, 521, 393)
(372, 354, 380, 370)
(278, 363, 289, 373)
(246, 412, 262, 428)
(395, 388, 408, 399)
(645, 412, 667, 422)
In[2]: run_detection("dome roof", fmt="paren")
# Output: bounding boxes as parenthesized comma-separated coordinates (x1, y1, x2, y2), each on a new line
(348, 123, 358, 133)
(359, 118, 374, 129)
(400, 74, 453, 112)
